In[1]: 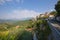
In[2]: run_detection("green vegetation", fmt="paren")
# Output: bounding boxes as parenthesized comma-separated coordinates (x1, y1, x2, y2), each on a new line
(17, 30, 33, 40)
(0, 15, 52, 40)
(32, 17, 51, 40)
(55, 0, 60, 16)
(0, 0, 59, 40)
(49, 11, 57, 16)
(0, 20, 33, 40)
(0, 17, 52, 40)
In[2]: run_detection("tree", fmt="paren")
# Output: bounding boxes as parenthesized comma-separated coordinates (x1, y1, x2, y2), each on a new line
(49, 11, 57, 16)
(55, 0, 60, 16)
(33, 19, 51, 40)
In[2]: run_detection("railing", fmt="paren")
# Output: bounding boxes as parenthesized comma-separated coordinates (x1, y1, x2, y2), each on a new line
(33, 32, 38, 40)
(47, 21, 60, 40)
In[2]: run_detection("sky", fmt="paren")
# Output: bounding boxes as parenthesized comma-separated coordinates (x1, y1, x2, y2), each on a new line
(0, 0, 58, 20)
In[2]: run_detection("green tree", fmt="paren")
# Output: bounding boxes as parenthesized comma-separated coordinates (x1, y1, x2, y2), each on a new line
(55, 0, 60, 16)
(32, 19, 51, 40)
(49, 11, 57, 16)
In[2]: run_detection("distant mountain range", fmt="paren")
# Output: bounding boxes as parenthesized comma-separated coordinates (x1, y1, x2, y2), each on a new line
(0, 17, 32, 23)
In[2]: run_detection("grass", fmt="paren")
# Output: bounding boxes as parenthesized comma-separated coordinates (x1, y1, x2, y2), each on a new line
(0, 27, 33, 40)
(0, 20, 33, 40)
(0, 31, 9, 40)
(17, 30, 33, 40)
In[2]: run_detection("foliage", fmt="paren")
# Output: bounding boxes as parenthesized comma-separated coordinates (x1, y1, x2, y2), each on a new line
(55, 0, 60, 16)
(0, 20, 33, 40)
(0, 31, 9, 40)
(26, 19, 34, 28)
(32, 19, 51, 40)
(17, 30, 33, 40)
(49, 11, 57, 16)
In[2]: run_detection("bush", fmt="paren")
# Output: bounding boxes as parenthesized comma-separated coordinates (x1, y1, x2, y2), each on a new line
(33, 19, 51, 40)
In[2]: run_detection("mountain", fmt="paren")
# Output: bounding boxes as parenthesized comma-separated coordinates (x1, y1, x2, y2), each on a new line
(0, 17, 32, 23)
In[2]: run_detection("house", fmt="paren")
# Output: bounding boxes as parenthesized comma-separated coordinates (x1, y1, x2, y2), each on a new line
(48, 14, 55, 20)
(39, 14, 45, 18)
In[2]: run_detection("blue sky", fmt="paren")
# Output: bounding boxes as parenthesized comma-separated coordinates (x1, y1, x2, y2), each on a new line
(0, 0, 58, 19)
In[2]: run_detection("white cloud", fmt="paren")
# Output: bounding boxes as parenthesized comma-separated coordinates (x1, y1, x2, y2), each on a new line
(0, 9, 41, 19)
(15, 0, 24, 4)
(15, 0, 20, 3)
(0, 0, 24, 5)
(5, 0, 12, 2)
(0, 0, 12, 5)
(0, 0, 5, 5)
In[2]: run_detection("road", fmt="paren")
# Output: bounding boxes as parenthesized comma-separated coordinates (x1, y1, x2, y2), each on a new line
(47, 20, 60, 40)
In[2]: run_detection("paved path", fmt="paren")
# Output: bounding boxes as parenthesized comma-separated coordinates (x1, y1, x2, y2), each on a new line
(49, 20, 60, 32)
(47, 21, 60, 40)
